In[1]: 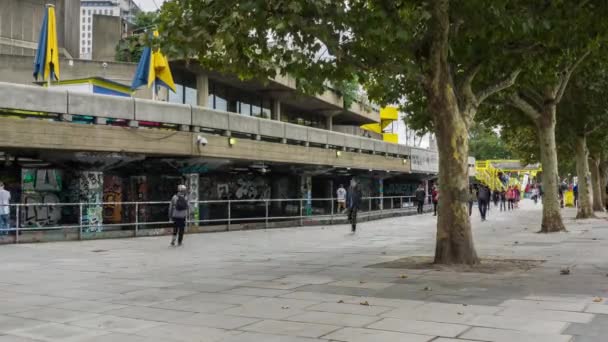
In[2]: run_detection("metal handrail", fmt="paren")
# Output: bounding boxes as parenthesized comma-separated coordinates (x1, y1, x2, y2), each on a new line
(0, 195, 432, 243)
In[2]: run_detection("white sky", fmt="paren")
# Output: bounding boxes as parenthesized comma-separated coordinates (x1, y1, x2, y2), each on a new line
(133, 0, 166, 12)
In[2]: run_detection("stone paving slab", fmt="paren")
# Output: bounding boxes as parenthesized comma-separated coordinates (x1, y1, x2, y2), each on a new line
(497, 306, 595, 323)
(1, 202, 607, 341)
(306, 302, 393, 316)
(323, 327, 435, 342)
(467, 314, 570, 334)
(240, 319, 339, 338)
(367, 317, 470, 337)
(500, 298, 588, 312)
(460, 326, 573, 342)
(286, 311, 382, 327)
(9, 323, 108, 342)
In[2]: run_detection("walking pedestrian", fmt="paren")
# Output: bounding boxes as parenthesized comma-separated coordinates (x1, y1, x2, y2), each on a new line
(431, 185, 439, 216)
(531, 185, 539, 204)
(415, 183, 426, 214)
(477, 184, 490, 221)
(500, 189, 507, 211)
(346, 179, 362, 233)
(573, 183, 578, 208)
(468, 185, 477, 217)
(492, 190, 500, 208)
(169, 184, 189, 247)
(507, 186, 515, 210)
(336, 184, 347, 213)
(0, 181, 10, 235)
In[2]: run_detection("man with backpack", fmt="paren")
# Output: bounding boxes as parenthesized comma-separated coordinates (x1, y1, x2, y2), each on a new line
(169, 184, 189, 246)
(346, 179, 362, 233)
(414, 183, 426, 214)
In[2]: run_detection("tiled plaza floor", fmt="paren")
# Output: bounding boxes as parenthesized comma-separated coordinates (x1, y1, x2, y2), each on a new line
(0, 201, 607, 341)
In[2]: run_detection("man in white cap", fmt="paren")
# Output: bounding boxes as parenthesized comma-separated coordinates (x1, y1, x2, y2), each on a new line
(169, 184, 188, 246)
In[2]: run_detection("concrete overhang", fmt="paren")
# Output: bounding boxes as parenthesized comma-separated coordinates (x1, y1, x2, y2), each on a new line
(0, 117, 411, 174)
(170, 61, 379, 124)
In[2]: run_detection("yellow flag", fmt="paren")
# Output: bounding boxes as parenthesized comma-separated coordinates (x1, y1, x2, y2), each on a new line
(45, 6, 60, 81)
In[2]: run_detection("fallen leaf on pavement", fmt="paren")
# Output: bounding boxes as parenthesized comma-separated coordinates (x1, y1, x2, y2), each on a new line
(360, 301, 370, 306)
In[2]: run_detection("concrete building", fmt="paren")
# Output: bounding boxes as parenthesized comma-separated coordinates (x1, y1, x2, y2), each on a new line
(0, 0, 80, 58)
(79, 0, 141, 59)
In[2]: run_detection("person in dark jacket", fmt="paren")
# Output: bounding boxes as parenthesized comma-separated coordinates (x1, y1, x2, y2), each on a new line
(468, 185, 477, 217)
(477, 184, 490, 221)
(414, 184, 426, 214)
(169, 184, 189, 246)
(346, 180, 362, 233)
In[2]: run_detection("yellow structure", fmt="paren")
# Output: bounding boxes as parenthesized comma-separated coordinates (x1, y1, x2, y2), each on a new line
(361, 106, 399, 144)
(475, 159, 542, 191)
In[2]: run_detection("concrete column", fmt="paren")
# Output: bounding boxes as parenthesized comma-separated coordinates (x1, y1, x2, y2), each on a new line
(272, 100, 281, 121)
(300, 175, 312, 216)
(326, 115, 333, 131)
(378, 178, 384, 210)
(76, 171, 104, 233)
(185, 173, 200, 224)
(197, 74, 209, 107)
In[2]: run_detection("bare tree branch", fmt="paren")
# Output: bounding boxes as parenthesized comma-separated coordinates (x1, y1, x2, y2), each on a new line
(477, 69, 522, 104)
(508, 92, 542, 121)
(554, 49, 592, 103)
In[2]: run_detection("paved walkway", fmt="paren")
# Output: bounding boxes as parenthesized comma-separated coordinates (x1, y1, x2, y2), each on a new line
(0, 201, 607, 341)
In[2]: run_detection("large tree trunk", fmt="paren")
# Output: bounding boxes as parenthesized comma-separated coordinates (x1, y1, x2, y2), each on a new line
(428, 0, 479, 265)
(537, 107, 566, 232)
(589, 155, 605, 212)
(574, 135, 594, 218)
(600, 161, 608, 210)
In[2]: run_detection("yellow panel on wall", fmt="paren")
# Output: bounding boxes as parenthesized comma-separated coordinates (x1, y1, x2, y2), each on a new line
(383, 133, 398, 144)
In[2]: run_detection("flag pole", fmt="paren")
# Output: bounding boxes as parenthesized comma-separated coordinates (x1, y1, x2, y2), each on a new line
(153, 80, 156, 101)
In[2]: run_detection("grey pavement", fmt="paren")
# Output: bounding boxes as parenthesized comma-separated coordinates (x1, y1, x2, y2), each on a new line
(1, 201, 608, 341)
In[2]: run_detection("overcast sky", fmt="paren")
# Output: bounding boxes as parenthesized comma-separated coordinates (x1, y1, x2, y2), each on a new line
(133, 0, 166, 12)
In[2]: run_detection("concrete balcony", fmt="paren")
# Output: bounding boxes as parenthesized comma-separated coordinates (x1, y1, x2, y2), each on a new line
(0, 82, 440, 174)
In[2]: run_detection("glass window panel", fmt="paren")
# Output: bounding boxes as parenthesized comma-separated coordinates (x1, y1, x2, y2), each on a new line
(185, 86, 197, 106)
(168, 84, 184, 104)
(239, 102, 251, 116)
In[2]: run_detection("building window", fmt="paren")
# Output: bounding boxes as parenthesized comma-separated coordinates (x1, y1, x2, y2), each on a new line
(82, 24, 85, 31)
(88, 33, 91, 38)
(82, 9, 85, 14)
(208, 80, 272, 118)
(88, 25, 91, 30)
(88, 40, 91, 45)
(88, 10, 91, 15)
(168, 84, 198, 106)
(88, 17, 91, 23)
(82, 40, 85, 46)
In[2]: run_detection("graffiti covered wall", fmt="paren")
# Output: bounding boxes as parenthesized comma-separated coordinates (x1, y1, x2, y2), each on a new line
(103, 175, 123, 224)
(77, 172, 103, 232)
(21, 169, 63, 227)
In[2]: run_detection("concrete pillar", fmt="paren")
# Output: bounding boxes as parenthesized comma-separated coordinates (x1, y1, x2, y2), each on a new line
(326, 115, 333, 131)
(300, 175, 312, 216)
(272, 100, 281, 121)
(378, 178, 384, 210)
(76, 171, 103, 233)
(197, 74, 209, 107)
(185, 174, 200, 224)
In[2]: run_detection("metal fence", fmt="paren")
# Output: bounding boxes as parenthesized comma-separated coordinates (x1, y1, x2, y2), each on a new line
(0, 195, 432, 243)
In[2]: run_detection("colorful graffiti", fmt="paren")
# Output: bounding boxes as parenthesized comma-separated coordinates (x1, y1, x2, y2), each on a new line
(78, 172, 103, 232)
(21, 169, 63, 227)
(128, 176, 148, 223)
(103, 175, 123, 224)
(185, 173, 200, 223)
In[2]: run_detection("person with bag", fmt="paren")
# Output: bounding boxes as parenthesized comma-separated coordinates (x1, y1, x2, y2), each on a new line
(477, 184, 490, 221)
(414, 183, 426, 214)
(346, 179, 362, 233)
(431, 185, 439, 216)
(169, 184, 189, 247)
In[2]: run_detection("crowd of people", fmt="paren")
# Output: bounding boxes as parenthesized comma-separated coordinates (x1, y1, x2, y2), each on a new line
(409, 181, 541, 222)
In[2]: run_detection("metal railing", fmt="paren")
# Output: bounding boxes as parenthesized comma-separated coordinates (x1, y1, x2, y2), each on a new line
(0, 195, 432, 244)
